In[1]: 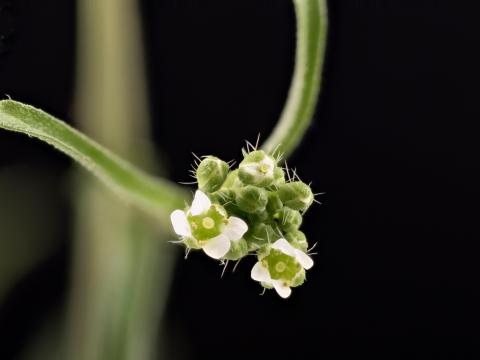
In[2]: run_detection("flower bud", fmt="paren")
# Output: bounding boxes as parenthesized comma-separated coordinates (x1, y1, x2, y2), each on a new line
(273, 166, 286, 185)
(285, 230, 308, 252)
(238, 150, 276, 187)
(274, 207, 303, 232)
(244, 223, 277, 251)
(224, 238, 248, 260)
(235, 185, 268, 214)
(277, 181, 314, 211)
(210, 188, 235, 206)
(266, 192, 283, 215)
(196, 156, 229, 193)
(221, 169, 243, 189)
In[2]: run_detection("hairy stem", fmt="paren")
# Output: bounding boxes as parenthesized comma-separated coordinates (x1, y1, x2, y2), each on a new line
(262, 0, 328, 158)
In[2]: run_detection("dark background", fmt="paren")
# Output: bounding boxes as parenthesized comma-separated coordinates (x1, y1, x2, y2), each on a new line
(1, 0, 480, 358)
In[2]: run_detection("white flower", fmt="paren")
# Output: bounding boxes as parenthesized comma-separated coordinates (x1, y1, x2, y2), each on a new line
(240, 155, 274, 181)
(170, 190, 248, 259)
(250, 238, 313, 298)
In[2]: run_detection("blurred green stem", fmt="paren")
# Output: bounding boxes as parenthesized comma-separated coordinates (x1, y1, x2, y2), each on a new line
(66, 0, 175, 359)
(262, 0, 328, 158)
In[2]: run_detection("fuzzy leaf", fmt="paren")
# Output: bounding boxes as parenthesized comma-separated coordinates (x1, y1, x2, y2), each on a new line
(0, 99, 187, 216)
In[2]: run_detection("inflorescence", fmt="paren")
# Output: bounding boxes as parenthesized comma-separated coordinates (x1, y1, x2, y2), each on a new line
(170, 145, 318, 298)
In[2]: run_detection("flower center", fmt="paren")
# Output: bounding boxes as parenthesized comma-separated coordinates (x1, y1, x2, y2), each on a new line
(275, 261, 286, 273)
(202, 217, 215, 229)
(259, 163, 270, 174)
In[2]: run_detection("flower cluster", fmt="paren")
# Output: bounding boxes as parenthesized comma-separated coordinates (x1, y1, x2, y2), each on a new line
(170, 149, 316, 298)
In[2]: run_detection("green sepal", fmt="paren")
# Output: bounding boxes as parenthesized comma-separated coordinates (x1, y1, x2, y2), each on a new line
(274, 207, 303, 232)
(285, 230, 309, 252)
(234, 185, 268, 214)
(273, 166, 286, 185)
(266, 192, 283, 215)
(260, 281, 273, 289)
(223, 238, 248, 260)
(222, 169, 243, 189)
(277, 181, 314, 211)
(183, 237, 201, 249)
(290, 268, 306, 287)
(210, 188, 235, 205)
(196, 156, 230, 193)
(244, 223, 277, 251)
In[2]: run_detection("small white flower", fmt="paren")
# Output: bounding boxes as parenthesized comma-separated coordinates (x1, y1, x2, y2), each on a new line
(240, 155, 274, 182)
(170, 190, 248, 259)
(250, 238, 313, 298)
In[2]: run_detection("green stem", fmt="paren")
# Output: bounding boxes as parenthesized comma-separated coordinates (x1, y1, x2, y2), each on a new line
(0, 99, 187, 216)
(261, 0, 328, 158)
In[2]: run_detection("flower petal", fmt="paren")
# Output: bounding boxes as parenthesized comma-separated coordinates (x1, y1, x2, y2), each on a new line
(223, 216, 248, 241)
(295, 249, 314, 270)
(271, 238, 296, 257)
(190, 190, 211, 216)
(251, 262, 271, 283)
(260, 157, 274, 176)
(242, 164, 258, 176)
(202, 234, 230, 259)
(170, 210, 191, 237)
(272, 280, 292, 299)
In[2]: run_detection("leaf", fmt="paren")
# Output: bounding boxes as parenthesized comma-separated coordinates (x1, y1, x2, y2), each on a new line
(0, 99, 187, 216)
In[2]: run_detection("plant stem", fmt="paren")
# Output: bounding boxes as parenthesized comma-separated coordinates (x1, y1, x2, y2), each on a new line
(261, 0, 328, 158)
(66, 0, 176, 359)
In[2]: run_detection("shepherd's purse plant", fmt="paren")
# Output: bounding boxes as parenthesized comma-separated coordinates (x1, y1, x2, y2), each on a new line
(0, 0, 328, 298)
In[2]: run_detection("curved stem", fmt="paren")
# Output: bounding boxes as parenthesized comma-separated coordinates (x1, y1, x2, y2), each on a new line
(0, 99, 188, 216)
(261, 0, 328, 158)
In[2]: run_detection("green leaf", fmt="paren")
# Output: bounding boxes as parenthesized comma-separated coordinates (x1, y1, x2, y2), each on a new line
(0, 99, 187, 216)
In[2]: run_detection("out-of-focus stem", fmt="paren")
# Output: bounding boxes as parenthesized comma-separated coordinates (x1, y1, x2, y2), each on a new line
(67, 0, 175, 359)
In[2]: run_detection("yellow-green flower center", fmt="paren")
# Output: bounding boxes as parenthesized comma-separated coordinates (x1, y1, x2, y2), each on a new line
(202, 217, 215, 229)
(275, 261, 286, 273)
(259, 164, 269, 174)
(187, 205, 226, 241)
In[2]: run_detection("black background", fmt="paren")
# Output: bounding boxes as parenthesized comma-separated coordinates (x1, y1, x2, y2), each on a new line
(1, 0, 480, 359)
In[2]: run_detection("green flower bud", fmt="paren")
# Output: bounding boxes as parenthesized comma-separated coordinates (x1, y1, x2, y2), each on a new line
(235, 185, 268, 214)
(244, 223, 277, 251)
(266, 192, 283, 215)
(277, 181, 314, 211)
(238, 150, 276, 187)
(285, 230, 308, 252)
(221, 169, 243, 189)
(196, 156, 229, 193)
(274, 166, 286, 185)
(224, 238, 248, 260)
(274, 207, 303, 232)
(210, 188, 235, 206)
